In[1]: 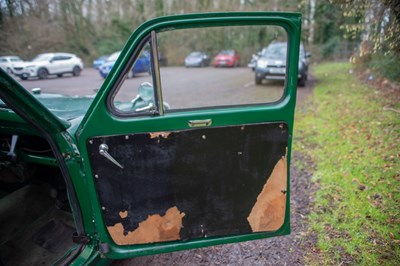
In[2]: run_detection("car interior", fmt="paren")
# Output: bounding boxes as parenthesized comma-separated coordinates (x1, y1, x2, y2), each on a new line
(0, 130, 77, 265)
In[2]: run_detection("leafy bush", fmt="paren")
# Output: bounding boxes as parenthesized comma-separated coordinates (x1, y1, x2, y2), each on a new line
(368, 53, 400, 83)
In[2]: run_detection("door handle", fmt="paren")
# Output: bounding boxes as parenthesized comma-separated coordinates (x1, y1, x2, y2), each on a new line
(188, 119, 212, 127)
(99, 144, 124, 169)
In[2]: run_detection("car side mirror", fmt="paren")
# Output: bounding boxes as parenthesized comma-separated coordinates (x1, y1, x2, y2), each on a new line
(130, 82, 155, 112)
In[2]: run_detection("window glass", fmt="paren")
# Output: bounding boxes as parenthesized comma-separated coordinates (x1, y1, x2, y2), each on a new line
(112, 41, 154, 113)
(112, 26, 287, 115)
(157, 25, 287, 110)
(10, 57, 22, 62)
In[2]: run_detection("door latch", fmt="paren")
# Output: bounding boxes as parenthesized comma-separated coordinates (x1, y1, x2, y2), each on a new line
(99, 144, 124, 169)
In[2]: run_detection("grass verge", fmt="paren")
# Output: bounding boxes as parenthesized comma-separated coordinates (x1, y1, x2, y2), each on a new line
(294, 62, 400, 265)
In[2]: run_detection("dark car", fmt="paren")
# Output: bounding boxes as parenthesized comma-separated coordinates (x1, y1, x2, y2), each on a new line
(184, 52, 210, 67)
(213, 50, 240, 67)
(158, 52, 168, 67)
(247, 51, 261, 71)
(255, 42, 310, 86)
(99, 51, 150, 79)
(92, 55, 109, 69)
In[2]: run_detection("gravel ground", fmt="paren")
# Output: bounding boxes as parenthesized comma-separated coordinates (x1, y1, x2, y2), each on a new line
(113, 151, 315, 266)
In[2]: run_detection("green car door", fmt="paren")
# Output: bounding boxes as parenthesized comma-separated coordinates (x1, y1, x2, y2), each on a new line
(76, 12, 301, 259)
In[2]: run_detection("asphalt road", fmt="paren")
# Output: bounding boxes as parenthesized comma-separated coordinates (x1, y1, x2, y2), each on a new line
(16, 67, 302, 110)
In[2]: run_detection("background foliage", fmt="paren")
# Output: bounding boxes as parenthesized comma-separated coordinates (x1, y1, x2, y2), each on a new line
(0, 0, 399, 80)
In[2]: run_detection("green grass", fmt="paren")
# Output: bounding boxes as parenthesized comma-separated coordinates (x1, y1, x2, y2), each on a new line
(294, 62, 400, 265)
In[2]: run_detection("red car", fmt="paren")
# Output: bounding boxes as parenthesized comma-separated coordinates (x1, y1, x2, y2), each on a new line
(213, 50, 240, 67)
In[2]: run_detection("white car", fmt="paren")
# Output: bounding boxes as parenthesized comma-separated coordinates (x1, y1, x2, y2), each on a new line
(14, 53, 84, 80)
(0, 56, 24, 74)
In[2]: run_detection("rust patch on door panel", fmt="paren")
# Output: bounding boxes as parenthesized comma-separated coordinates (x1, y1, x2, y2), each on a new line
(107, 206, 185, 245)
(247, 154, 287, 232)
(149, 132, 171, 139)
(119, 211, 128, 219)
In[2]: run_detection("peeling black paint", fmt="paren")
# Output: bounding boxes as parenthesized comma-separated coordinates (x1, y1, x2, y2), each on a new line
(87, 122, 288, 242)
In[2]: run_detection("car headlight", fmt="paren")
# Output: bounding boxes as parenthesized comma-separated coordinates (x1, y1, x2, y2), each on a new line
(25, 65, 37, 73)
(257, 59, 268, 68)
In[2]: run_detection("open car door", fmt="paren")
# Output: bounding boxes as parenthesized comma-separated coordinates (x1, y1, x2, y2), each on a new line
(76, 12, 301, 259)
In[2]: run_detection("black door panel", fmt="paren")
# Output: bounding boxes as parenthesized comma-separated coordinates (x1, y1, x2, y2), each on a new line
(87, 122, 288, 245)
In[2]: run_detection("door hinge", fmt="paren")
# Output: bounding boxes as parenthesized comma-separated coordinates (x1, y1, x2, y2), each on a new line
(99, 242, 110, 255)
(72, 232, 91, 244)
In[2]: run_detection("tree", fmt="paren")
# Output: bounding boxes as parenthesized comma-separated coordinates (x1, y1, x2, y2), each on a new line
(331, 0, 400, 55)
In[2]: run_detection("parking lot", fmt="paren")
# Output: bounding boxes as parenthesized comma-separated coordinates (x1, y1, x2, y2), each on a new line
(15, 66, 309, 110)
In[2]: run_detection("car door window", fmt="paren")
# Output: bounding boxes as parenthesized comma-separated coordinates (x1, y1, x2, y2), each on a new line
(61, 56, 72, 61)
(52, 56, 62, 61)
(112, 25, 287, 114)
(158, 26, 287, 110)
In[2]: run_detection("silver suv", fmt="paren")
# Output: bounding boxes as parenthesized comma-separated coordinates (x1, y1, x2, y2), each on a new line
(255, 42, 310, 86)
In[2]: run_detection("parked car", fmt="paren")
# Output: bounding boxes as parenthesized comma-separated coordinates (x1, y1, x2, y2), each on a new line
(92, 55, 109, 69)
(158, 52, 168, 67)
(13, 53, 83, 80)
(247, 51, 261, 71)
(255, 42, 310, 86)
(213, 50, 240, 67)
(184, 52, 210, 67)
(0, 56, 24, 74)
(0, 12, 301, 265)
(99, 51, 150, 79)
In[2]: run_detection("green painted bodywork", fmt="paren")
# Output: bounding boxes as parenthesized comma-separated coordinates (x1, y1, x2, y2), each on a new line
(0, 12, 301, 264)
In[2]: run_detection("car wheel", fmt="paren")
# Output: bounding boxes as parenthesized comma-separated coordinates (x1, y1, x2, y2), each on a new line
(20, 76, 28, 80)
(57, 74, 63, 78)
(298, 75, 306, 87)
(37, 68, 48, 79)
(255, 75, 262, 85)
(72, 66, 81, 77)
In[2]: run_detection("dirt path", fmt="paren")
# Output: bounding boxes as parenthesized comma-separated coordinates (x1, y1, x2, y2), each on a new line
(113, 78, 315, 266)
